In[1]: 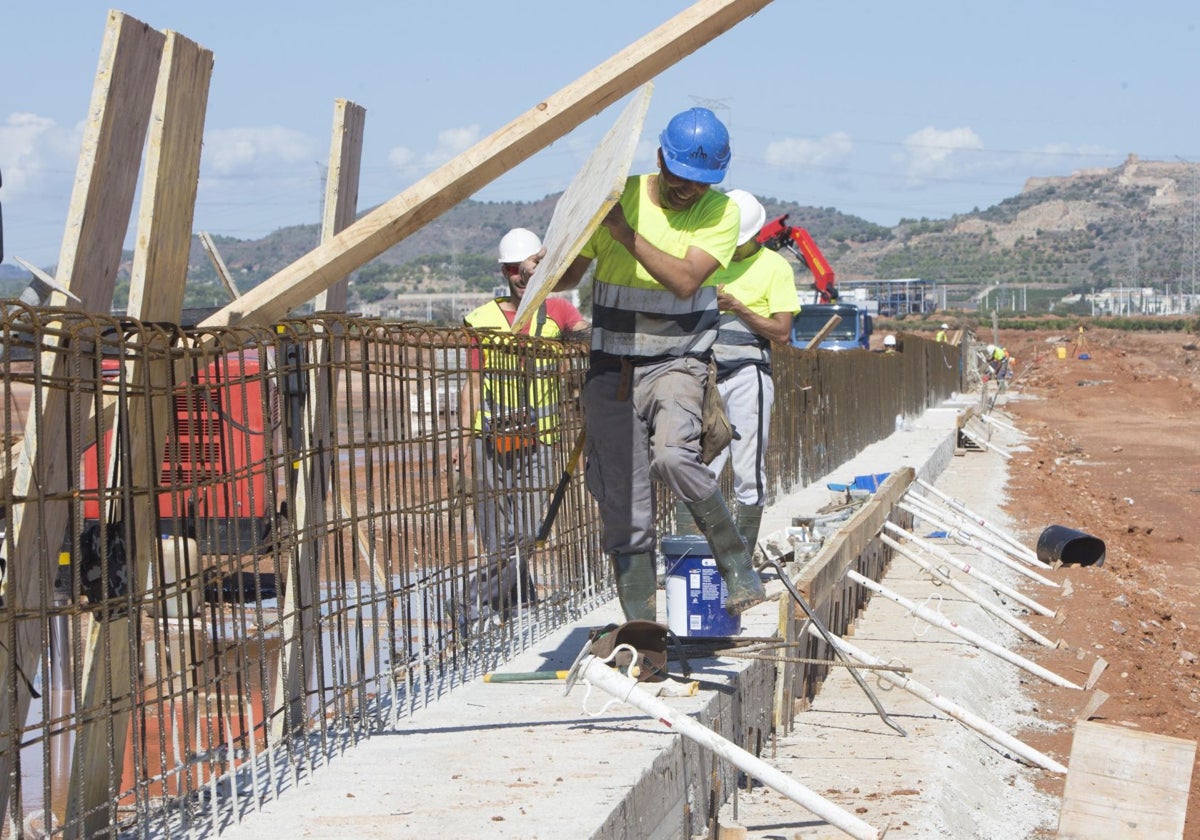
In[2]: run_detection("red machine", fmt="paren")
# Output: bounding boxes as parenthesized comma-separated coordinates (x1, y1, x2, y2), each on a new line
(81, 353, 279, 554)
(756, 215, 839, 303)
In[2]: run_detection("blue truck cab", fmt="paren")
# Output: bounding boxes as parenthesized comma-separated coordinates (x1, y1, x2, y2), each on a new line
(790, 303, 873, 351)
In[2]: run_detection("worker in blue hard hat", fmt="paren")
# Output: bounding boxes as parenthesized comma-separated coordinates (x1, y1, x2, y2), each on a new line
(551, 106, 766, 623)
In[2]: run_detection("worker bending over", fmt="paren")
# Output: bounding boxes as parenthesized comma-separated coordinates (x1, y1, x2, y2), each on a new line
(554, 107, 765, 622)
(707, 189, 800, 555)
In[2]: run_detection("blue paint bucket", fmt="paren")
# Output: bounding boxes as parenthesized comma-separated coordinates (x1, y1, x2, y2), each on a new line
(662, 534, 741, 637)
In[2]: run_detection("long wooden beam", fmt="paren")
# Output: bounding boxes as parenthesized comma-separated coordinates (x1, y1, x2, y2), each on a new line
(199, 0, 774, 330)
(0, 12, 164, 827)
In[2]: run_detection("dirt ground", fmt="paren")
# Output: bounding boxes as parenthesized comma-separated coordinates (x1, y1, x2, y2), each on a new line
(990, 327, 1200, 836)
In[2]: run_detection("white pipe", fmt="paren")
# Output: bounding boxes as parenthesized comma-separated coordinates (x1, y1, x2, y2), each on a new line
(963, 420, 1012, 459)
(880, 533, 1057, 648)
(897, 501, 1059, 588)
(903, 491, 1045, 570)
(845, 570, 1081, 690)
(804, 625, 1068, 774)
(913, 479, 1039, 564)
(978, 413, 1018, 434)
(883, 522, 1056, 618)
(573, 655, 883, 840)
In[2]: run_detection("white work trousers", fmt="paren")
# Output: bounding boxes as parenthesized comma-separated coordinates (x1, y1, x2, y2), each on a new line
(581, 356, 718, 555)
(708, 364, 774, 507)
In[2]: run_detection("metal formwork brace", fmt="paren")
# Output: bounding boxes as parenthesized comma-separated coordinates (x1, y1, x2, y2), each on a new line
(880, 533, 1057, 649)
(564, 645, 886, 840)
(804, 625, 1068, 774)
(897, 500, 1058, 588)
(913, 478, 1040, 565)
(883, 522, 1056, 619)
(845, 570, 1081, 690)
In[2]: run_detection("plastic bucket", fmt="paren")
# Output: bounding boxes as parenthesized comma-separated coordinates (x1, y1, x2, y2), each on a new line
(1056, 346, 1067, 360)
(1036, 525, 1106, 567)
(662, 534, 741, 637)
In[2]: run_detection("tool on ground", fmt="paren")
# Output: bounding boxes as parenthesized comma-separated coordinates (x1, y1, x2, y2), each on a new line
(535, 427, 586, 547)
(562, 632, 885, 840)
(763, 558, 907, 737)
(483, 670, 569, 683)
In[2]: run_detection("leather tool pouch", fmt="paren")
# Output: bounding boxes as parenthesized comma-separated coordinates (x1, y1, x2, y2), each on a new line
(700, 360, 734, 464)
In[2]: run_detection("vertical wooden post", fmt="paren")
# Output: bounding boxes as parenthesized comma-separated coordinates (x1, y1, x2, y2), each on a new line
(271, 100, 366, 740)
(0, 12, 163, 829)
(65, 28, 212, 839)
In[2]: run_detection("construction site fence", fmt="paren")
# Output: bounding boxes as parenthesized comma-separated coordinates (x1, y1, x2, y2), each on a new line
(0, 308, 965, 838)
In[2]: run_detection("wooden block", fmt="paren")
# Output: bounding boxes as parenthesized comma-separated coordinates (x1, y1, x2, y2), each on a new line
(716, 823, 747, 839)
(1084, 657, 1108, 691)
(1056, 720, 1196, 839)
(1075, 690, 1109, 722)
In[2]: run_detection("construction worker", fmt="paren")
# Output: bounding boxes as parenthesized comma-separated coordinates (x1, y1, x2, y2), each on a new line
(707, 189, 800, 556)
(935, 323, 949, 343)
(455, 228, 588, 631)
(882, 334, 898, 354)
(985, 343, 1009, 377)
(553, 107, 765, 623)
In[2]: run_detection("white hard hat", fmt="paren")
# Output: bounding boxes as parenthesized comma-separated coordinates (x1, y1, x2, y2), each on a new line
(725, 189, 766, 246)
(498, 228, 542, 263)
(941, 323, 949, 329)
(883, 334, 896, 346)
(986, 344, 996, 354)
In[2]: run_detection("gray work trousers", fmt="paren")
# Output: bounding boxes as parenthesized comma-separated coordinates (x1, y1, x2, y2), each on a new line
(581, 356, 718, 555)
(464, 435, 551, 621)
(708, 364, 774, 507)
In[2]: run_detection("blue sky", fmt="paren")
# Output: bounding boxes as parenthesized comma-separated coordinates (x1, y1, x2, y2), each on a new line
(2, 1, 1198, 267)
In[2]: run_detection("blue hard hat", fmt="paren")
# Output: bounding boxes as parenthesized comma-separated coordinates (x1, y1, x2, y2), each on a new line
(659, 108, 731, 184)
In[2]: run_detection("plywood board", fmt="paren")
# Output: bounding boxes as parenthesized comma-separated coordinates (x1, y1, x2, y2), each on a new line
(1056, 720, 1196, 839)
(198, 0, 772, 330)
(511, 83, 652, 331)
(67, 29, 213, 838)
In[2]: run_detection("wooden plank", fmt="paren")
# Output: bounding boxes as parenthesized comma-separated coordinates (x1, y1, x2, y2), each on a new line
(272, 98, 367, 740)
(0, 12, 164, 827)
(199, 231, 240, 300)
(511, 83, 651, 331)
(803, 314, 842, 351)
(198, 0, 774, 330)
(1057, 720, 1195, 839)
(65, 29, 213, 838)
(313, 99, 366, 313)
(795, 468, 914, 611)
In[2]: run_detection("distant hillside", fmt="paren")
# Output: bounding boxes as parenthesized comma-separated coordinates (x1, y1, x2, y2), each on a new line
(8, 155, 1197, 314)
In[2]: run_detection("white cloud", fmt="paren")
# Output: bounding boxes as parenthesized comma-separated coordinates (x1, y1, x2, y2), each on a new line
(387, 124, 481, 177)
(201, 126, 317, 177)
(387, 146, 414, 168)
(764, 131, 853, 169)
(898, 126, 984, 183)
(0, 113, 82, 196)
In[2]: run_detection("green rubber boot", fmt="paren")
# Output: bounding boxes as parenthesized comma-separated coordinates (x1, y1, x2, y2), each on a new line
(685, 491, 766, 616)
(612, 553, 657, 622)
(736, 503, 764, 561)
